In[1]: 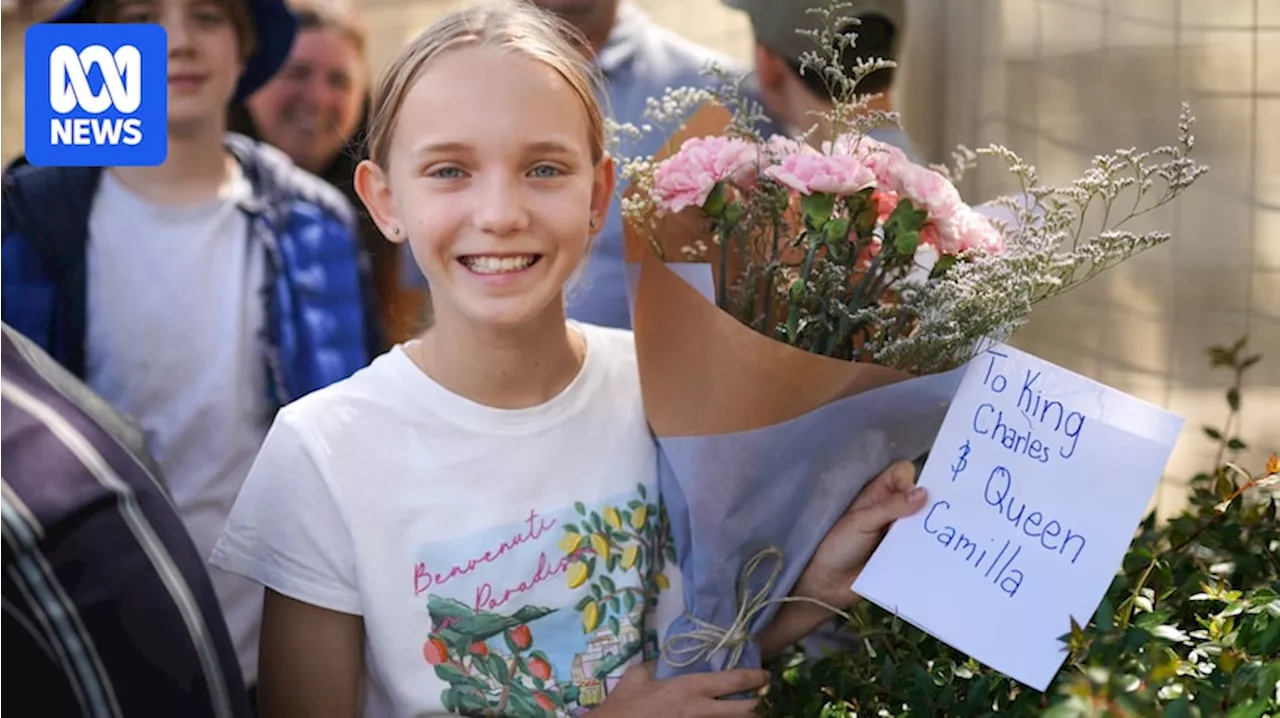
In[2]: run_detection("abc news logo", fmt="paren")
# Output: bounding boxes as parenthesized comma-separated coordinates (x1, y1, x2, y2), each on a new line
(49, 44, 145, 147)
(25, 24, 167, 167)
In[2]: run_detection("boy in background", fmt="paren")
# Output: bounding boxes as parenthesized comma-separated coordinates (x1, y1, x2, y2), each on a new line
(724, 0, 924, 162)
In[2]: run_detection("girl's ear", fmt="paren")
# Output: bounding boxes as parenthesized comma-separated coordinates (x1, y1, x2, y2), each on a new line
(354, 159, 406, 244)
(589, 153, 617, 234)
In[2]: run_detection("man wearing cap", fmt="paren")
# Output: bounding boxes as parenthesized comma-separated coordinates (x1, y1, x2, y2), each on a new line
(1, 0, 381, 702)
(724, 0, 924, 163)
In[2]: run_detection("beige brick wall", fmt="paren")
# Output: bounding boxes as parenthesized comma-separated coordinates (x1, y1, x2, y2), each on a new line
(2, 0, 1275, 517)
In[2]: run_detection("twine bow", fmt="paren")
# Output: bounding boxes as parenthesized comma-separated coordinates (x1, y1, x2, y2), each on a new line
(660, 546, 853, 670)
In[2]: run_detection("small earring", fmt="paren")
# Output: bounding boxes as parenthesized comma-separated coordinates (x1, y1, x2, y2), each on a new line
(589, 218, 599, 230)
(392, 226, 401, 236)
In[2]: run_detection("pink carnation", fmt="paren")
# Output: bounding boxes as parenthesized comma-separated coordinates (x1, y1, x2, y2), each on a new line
(764, 153, 876, 196)
(919, 222, 945, 252)
(871, 189, 899, 224)
(922, 210, 1007, 255)
(831, 135, 910, 190)
(896, 164, 964, 225)
(954, 209, 1006, 255)
(653, 136, 759, 213)
(763, 134, 815, 161)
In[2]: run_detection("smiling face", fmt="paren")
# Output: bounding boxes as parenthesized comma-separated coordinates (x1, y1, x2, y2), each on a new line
(246, 26, 368, 173)
(355, 44, 613, 334)
(110, 0, 247, 130)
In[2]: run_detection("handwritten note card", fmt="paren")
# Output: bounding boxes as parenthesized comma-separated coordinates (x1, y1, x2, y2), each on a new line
(852, 343, 1184, 691)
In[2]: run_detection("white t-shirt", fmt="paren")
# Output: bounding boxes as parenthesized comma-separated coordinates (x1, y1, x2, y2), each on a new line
(85, 165, 271, 683)
(211, 322, 682, 717)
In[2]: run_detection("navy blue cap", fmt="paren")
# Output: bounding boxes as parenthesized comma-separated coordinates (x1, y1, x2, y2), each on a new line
(49, 0, 299, 102)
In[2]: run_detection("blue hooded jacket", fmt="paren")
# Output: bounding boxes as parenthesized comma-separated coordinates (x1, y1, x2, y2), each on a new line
(1, 133, 382, 408)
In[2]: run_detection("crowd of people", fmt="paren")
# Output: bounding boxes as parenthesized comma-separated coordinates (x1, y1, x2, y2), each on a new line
(1, 0, 924, 716)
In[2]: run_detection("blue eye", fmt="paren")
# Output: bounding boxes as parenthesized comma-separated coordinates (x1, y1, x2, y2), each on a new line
(529, 164, 562, 179)
(429, 166, 464, 180)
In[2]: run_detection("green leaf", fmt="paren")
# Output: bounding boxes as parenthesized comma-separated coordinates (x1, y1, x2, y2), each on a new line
(609, 616, 621, 636)
(575, 595, 593, 612)
(1123, 626, 1154, 652)
(701, 181, 728, 217)
(487, 654, 509, 685)
(1227, 437, 1247, 450)
(637, 483, 646, 499)
(1245, 613, 1280, 655)
(788, 278, 805, 302)
(1162, 697, 1194, 718)
(965, 675, 989, 707)
(930, 253, 959, 279)
(440, 686, 490, 714)
(504, 688, 548, 718)
(561, 684, 580, 705)
(1227, 388, 1241, 411)
(600, 575, 617, 593)
(427, 595, 552, 646)
(1204, 426, 1223, 440)
(574, 502, 586, 516)
(801, 192, 837, 229)
(1135, 610, 1174, 629)
(563, 523, 579, 533)
(1226, 700, 1268, 718)
(823, 217, 851, 245)
(894, 229, 920, 256)
(624, 591, 637, 612)
(1095, 595, 1115, 632)
(432, 661, 472, 687)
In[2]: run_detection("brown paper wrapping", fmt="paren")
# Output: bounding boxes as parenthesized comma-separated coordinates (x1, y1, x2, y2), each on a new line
(623, 103, 913, 438)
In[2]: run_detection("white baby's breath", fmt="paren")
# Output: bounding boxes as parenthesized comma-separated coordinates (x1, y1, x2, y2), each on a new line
(613, 13, 1207, 372)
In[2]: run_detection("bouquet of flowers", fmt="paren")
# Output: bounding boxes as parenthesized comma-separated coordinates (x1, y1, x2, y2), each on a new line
(615, 4, 1208, 680)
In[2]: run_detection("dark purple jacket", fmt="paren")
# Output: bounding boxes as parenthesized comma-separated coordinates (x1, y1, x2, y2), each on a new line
(1, 323, 253, 718)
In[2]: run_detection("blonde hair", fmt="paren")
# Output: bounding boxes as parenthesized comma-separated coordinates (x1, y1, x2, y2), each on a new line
(364, 1, 608, 170)
(290, 0, 368, 57)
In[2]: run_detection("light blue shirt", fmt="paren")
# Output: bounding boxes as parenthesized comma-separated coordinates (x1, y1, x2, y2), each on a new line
(867, 124, 924, 166)
(566, 3, 779, 329)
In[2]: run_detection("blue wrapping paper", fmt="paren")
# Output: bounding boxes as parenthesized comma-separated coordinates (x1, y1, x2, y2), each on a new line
(621, 245, 967, 681)
(652, 367, 964, 678)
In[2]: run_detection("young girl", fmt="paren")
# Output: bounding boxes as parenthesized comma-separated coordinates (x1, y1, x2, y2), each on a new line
(210, 4, 927, 716)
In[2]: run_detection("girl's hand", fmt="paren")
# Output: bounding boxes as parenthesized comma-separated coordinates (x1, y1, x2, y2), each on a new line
(591, 661, 767, 717)
(795, 460, 926, 609)
(757, 460, 926, 658)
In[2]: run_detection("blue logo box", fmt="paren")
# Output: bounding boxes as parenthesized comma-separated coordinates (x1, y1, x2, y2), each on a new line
(25, 23, 168, 167)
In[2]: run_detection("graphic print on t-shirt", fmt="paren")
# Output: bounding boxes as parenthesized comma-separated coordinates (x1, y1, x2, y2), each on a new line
(414, 483, 676, 717)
